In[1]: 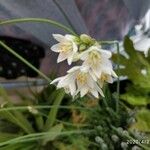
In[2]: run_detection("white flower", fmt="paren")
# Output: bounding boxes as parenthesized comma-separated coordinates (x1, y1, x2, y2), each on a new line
(51, 34, 78, 65)
(130, 34, 150, 57)
(80, 46, 117, 80)
(98, 73, 114, 88)
(130, 9, 150, 57)
(51, 66, 104, 98)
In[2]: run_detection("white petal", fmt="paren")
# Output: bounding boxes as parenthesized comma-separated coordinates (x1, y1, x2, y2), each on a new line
(67, 66, 80, 73)
(69, 82, 76, 95)
(99, 80, 104, 88)
(57, 53, 68, 63)
(91, 90, 99, 98)
(80, 49, 92, 60)
(95, 84, 104, 97)
(111, 70, 118, 78)
(87, 75, 95, 88)
(134, 37, 150, 54)
(52, 34, 67, 42)
(93, 66, 102, 78)
(67, 53, 74, 65)
(106, 76, 113, 83)
(72, 42, 78, 52)
(50, 77, 63, 84)
(51, 44, 61, 52)
(65, 34, 75, 41)
(89, 70, 97, 81)
(100, 49, 112, 58)
(80, 86, 88, 97)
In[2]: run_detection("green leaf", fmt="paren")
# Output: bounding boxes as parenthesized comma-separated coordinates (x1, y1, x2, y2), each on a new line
(42, 123, 63, 145)
(121, 94, 149, 106)
(0, 133, 19, 143)
(112, 36, 150, 106)
(133, 109, 150, 132)
(44, 89, 65, 131)
(0, 87, 34, 133)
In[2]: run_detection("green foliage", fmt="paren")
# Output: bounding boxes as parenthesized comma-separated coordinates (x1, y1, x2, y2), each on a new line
(112, 36, 150, 149)
(133, 109, 150, 132)
(112, 36, 150, 106)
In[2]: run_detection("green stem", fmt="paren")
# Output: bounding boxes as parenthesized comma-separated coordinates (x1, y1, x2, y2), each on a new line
(44, 89, 65, 131)
(116, 42, 120, 113)
(0, 18, 77, 35)
(0, 87, 34, 133)
(0, 41, 51, 82)
(0, 105, 91, 112)
(0, 129, 94, 146)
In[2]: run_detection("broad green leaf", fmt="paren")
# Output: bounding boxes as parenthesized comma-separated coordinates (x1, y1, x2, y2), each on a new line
(44, 89, 65, 131)
(132, 109, 150, 132)
(0, 87, 34, 133)
(121, 94, 149, 106)
(0, 133, 19, 143)
(112, 36, 150, 106)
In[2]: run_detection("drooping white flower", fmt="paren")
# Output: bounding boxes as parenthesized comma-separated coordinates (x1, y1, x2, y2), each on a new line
(51, 34, 78, 65)
(51, 66, 104, 98)
(130, 34, 150, 57)
(98, 73, 114, 88)
(80, 45, 117, 80)
(130, 9, 150, 57)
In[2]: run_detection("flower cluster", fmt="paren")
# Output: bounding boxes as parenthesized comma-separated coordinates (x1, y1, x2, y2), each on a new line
(50, 34, 117, 98)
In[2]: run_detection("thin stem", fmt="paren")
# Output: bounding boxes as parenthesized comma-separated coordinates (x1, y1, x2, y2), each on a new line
(116, 42, 120, 113)
(0, 105, 92, 112)
(99, 40, 118, 45)
(56, 119, 90, 127)
(0, 129, 94, 146)
(0, 18, 77, 35)
(0, 41, 51, 82)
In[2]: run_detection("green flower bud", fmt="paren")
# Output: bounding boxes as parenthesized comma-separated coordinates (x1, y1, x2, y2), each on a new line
(79, 44, 87, 51)
(80, 34, 94, 44)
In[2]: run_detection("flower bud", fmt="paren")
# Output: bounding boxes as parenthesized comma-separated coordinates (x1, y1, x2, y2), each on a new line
(111, 135, 119, 142)
(80, 34, 93, 44)
(79, 44, 87, 51)
(28, 106, 38, 115)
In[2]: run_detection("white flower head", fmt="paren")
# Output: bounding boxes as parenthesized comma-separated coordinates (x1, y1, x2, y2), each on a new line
(130, 9, 150, 57)
(51, 66, 104, 98)
(51, 34, 78, 65)
(130, 34, 150, 57)
(80, 45, 117, 80)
